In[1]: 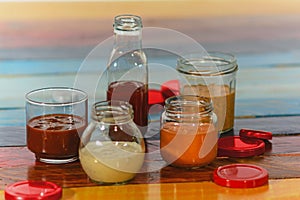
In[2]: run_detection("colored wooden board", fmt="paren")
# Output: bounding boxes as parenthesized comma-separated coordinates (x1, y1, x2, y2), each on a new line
(0, 130, 299, 190)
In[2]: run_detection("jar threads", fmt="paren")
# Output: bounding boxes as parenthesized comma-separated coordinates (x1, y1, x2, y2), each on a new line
(177, 52, 238, 133)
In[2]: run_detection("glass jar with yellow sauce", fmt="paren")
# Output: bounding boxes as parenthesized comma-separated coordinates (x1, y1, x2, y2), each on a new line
(79, 100, 145, 184)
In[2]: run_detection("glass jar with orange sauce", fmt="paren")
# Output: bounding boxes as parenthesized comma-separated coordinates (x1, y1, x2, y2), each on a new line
(160, 95, 218, 168)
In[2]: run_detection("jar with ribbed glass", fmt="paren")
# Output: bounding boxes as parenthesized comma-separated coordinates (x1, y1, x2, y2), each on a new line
(177, 52, 238, 133)
(79, 100, 145, 184)
(160, 95, 218, 168)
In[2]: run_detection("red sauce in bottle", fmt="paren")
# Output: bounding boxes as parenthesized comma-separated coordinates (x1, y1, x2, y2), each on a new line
(27, 114, 87, 161)
(107, 81, 148, 133)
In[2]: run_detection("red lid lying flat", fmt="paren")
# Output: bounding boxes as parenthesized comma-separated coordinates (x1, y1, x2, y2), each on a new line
(213, 164, 269, 188)
(218, 136, 265, 158)
(240, 128, 272, 140)
(5, 180, 62, 200)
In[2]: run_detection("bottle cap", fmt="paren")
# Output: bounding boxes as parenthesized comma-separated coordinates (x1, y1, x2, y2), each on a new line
(240, 128, 272, 140)
(218, 136, 265, 157)
(213, 164, 269, 188)
(5, 180, 62, 200)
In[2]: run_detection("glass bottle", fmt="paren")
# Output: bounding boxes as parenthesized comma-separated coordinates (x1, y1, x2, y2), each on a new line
(79, 100, 145, 184)
(160, 95, 218, 168)
(106, 14, 148, 134)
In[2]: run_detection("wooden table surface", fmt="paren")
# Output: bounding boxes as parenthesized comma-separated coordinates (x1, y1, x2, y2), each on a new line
(0, 118, 300, 199)
(1, 1, 300, 199)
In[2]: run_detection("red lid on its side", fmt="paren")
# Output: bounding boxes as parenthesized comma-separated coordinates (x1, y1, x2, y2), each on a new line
(240, 128, 272, 140)
(213, 164, 269, 188)
(161, 79, 180, 99)
(149, 89, 164, 105)
(218, 136, 265, 158)
(5, 180, 62, 200)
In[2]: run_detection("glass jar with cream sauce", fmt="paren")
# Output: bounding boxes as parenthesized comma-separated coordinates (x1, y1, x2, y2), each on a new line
(79, 100, 145, 184)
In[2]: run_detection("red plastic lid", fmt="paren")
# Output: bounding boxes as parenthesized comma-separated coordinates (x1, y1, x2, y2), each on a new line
(5, 180, 62, 200)
(161, 79, 180, 99)
(148, 89, 164, 105)
(149, 80, 180, 106)
(218, 136, 265, 157)
(240, 128, 272, 140)
(213, 164, 269, 188)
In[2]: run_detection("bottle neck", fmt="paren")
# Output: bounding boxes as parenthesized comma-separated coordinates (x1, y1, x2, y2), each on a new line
(113, 29, 142, 53)
(107, 14, 146, 84)
(111, 14, 143, 60)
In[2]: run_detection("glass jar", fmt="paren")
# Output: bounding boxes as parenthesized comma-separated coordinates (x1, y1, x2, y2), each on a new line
(106, 14, 148, 134)
(25, 87, 88, 164)
(160, 95, 218, 168)
(79, 100, 145, 184)
(177, 52, 238, 133)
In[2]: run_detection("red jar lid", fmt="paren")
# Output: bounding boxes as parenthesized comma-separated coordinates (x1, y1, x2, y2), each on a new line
(240, 128, 272, 140)
(218, 136, 265, 157)
(213, 164, 269, 188)
(149, 89, 164, 106)
(161, 79, 180, 99)
(5, 180, 62, 200)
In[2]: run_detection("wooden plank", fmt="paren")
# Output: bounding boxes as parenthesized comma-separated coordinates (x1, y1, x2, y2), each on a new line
(1, 179, 300, 199)
(38, 179, 300, 200)
(1, 1, 300, 22)
(2, 115, 300, 146)
(234, 116, 300, 135)
(2, 15, 300, 59)
(0, 135, 299, 190)
(2, 54, 300, 117)
(1, 4, 300, 122)
(0, 126, 25, 146)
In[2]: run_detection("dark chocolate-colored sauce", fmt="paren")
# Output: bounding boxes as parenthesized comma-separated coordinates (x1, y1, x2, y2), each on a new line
(27, 114, 86, 160)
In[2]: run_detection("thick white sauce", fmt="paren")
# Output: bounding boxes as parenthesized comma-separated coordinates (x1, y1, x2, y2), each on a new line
(79, 141, 145, 183)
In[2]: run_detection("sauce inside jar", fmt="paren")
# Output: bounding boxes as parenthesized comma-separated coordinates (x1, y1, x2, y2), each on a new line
(183, 84, 235, 132)
(27, 114, 86, 162)
(79, 141, 144, 183)
(160, 122, 218, 168)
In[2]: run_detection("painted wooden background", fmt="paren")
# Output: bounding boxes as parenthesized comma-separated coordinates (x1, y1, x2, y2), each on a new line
(1, 1, 300, 127)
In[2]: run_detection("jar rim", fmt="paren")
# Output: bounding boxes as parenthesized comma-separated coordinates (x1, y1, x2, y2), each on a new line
(165, 95, 213, 115)
(25, 87, 88, 106)
(92, 100, 133, 123)
(114, 14, 142, 32)
(177, 51, 238, 76)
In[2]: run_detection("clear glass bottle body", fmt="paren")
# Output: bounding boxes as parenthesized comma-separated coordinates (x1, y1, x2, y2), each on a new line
(79, 100, 145, 184)
(160, 95, 218, 168)
(106, 14, 148, 134)
(177, 52, 238, 133)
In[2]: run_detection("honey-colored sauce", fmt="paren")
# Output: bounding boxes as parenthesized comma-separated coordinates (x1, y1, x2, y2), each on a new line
(183, 84, 235, 132)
